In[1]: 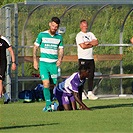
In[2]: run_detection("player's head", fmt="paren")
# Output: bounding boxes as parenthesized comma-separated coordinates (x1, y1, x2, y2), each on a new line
(51, 17, 60, 25)
(80, 19, 88, 33)
(49, 17, 60, 35)
(78, 65, 90, 79)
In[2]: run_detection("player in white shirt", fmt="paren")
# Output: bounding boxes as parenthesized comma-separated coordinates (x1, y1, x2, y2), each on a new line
(76, 19, 98, 100)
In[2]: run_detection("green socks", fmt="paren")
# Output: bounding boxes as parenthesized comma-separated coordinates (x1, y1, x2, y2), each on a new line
(43, 88, 51, 107)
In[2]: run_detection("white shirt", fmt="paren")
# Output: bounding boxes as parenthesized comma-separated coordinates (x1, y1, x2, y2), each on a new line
(76, 31, 97, 59)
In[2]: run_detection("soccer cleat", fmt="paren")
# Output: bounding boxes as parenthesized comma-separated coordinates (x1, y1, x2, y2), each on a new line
(51, 102, 58, 111)
(42, 107, 47, 111)
(4, 98, 10, 104)
(87, 91, 98, 100)
(42, 106, 53, 112)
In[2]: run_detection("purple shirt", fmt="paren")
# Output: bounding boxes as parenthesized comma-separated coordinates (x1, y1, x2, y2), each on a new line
(55, 72, 86, 94)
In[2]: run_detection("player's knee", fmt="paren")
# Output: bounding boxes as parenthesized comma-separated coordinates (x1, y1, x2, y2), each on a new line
(43, 84, 50, 88)
(42, 80, 50, 88)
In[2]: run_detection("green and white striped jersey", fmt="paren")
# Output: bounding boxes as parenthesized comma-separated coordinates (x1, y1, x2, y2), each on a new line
(34, 30, 64, 63)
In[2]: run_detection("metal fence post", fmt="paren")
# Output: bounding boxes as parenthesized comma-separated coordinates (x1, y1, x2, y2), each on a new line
(5, 6, 11, 99)
(14, 3, 19, 100)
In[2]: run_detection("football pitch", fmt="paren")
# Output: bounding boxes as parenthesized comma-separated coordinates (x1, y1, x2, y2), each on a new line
(0, 98, 133, 133)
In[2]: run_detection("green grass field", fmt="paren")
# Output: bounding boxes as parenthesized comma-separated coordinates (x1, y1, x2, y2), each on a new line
(0, 98, 133, 133)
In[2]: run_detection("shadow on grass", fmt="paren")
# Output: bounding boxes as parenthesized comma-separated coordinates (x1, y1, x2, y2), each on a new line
(0, 123, 59, 130)
(90, 103, 133, 110)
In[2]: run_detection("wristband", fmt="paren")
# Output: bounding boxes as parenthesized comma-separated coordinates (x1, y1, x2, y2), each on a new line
(12, 62, 15, 64)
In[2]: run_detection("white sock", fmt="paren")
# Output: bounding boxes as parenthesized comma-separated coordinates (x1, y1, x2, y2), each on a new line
(4, 93, 9, 102)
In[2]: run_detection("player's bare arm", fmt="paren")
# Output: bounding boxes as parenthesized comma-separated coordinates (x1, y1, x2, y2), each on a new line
(85, 39, 98, 47)
(79, 43, 93, 49)
(79, 39, 98, 49)
(8, 46, 15, 62)
(73, 92, 90, 110)
(33, 44, 39, 70)
(89, 39, 98, 46)
(8, 46, 16, 71)
(130, 37, 133, 44)
(56, 48, 64, 66)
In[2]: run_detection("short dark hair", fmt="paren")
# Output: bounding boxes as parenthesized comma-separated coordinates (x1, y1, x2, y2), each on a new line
(78, 65, 90, 72)
(80, 19, 88, 25)
(51, 17, 60, 25)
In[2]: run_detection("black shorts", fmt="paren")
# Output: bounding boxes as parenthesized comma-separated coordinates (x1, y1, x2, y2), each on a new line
(0, 62, 6, 81)
(78, 59, 95, 78)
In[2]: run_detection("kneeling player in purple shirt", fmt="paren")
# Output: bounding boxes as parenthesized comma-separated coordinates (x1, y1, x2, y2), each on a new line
(53, 65, 90, 111)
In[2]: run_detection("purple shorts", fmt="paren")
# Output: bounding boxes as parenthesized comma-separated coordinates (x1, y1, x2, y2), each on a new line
(54, 87, 75, 106)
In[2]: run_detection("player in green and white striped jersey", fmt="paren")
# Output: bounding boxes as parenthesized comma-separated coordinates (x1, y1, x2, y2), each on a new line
(33, 17, 64, 112)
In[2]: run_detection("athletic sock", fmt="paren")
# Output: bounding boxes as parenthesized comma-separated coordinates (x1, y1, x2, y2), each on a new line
(43, 88, 51, 107)
(4, 92, 9, 102)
